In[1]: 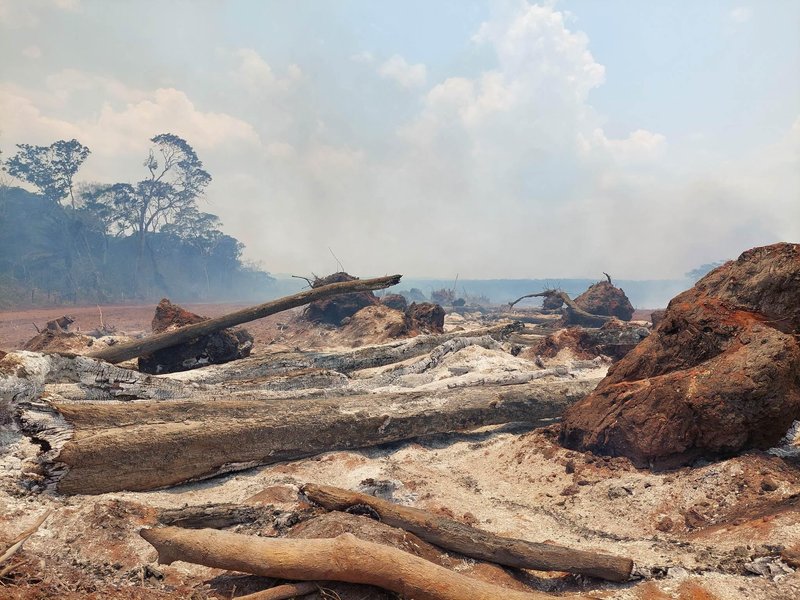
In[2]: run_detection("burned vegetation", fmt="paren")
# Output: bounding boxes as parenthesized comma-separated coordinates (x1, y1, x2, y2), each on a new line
(1, 244, 799, 600)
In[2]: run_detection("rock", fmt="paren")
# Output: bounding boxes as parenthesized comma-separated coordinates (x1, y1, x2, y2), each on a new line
(303, 272, 379, 326)
(655, 516, 674, 532)
(561, 243, 800, 468)
(780, 545, 800, 568)
(406, 302, 445, 334)
(760, 476, 779, 492)
(380, 293, 408, 312)
(574, 281, 635, 321)
(650, 309, 666, 328)
(138, 299, 253, 374)
(607, 485, 632, 499)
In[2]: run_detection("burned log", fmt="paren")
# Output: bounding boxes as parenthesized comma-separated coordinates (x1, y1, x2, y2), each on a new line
(87, 274, 402, 364)
(140, 526, 567, 600)
(509, 290, 613, 327)
(301, 484, 633, 582)
(20, 379, 594, 495)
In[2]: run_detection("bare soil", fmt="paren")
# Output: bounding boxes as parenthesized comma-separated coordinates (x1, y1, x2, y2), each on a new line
(1, 304, 797, 599)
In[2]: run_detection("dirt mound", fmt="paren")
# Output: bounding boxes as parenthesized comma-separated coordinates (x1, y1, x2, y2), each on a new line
(138, 299, 253, 374)
(303, 272, 379, 326)
(338, 305, 412, 345)
(380, 293, 408, 312)
(574, 281, 634, 321)
(532, 321, 649, 362)
(22, 328, 97, 354)
(406, 302, 445, 334)
(150, 298, 206, 331)
(561, 243, 800, 468)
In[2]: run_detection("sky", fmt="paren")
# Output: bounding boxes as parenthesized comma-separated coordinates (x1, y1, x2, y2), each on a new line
(1, 0, 798, 279)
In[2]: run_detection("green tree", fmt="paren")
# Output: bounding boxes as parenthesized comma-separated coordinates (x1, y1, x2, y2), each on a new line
(5, 139, 90, 208)
(87, 133, 211, 292)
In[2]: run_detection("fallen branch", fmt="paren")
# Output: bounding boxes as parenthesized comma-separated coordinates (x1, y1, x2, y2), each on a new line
(301, 484, 632, 582)
(24, 379, 594, 494)
(237, 582, 319, 600)
(87, 274, 402, 364)
(140, 526, 572, 600)
(509, 290, 613, 327)
(0, 510, 51, 567)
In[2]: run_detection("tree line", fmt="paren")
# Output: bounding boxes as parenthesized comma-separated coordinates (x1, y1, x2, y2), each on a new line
(0, 134, 273, 307)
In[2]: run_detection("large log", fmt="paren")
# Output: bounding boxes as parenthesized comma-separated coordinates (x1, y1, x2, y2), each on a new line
(87, 274, 402, 364)
(22, 380, 595, 495)
(140, 526, 572, 600)
(302, 483, 632, 582)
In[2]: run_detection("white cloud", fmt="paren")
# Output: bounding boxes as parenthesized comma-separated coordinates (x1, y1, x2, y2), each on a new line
(378, 55, 427, 88)
(233, 48, 301, 93)
(730, 7, 752, 24)
(22, 45, 42, 59)
(350, 51, 375, 64)
(0, 0, 80, 27)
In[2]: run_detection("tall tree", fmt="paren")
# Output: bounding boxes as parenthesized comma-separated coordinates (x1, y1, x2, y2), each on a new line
(94, 133, 211, 259)
(87, 133, 211, 292)
(5, 139, 90, 208)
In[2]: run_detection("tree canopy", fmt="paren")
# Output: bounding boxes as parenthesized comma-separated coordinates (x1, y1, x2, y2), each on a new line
(0, 134, 273, 306)
(5, 139, 90, 208)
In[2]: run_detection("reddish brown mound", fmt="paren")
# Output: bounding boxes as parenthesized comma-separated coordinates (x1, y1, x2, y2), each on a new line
(532, 321, 649, 362)
(150, 298, 205, 331)
(406, 302, 445, 334)
(561, 243, 800, 468)
(380, 293, 408, 312)
(574, 281, 634, 321)
(304, 272, 379, 326)
(138, 299, 253, 374)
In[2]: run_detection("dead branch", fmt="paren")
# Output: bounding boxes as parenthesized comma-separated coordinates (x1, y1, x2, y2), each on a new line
(0, 510, 51, 567)
(87, 274, 402, 364)
(140, 526, 573, 600)
(291, 275, 314, 288)
(301, 484, 632, 582)
(508, 290, 614, 327)
(31, 322, 41, 333)
(603, 272, 612, 284)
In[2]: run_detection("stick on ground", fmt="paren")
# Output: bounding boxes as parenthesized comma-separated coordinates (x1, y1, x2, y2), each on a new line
(302, 483, 632, 582)
(140, 526, 578, 600)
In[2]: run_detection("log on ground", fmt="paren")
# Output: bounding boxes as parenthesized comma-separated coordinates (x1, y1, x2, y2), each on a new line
(87, 274, 402, 364)
(23, 380, 596, 495)
(302, 483, 632, 582)
(140, 526, 577, 600)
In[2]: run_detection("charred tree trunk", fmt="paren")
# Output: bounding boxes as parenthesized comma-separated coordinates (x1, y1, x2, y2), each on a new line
(87, 274, 402, 364)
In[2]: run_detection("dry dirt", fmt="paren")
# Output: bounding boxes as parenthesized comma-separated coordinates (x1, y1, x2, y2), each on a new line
(0, 303, 797, 600)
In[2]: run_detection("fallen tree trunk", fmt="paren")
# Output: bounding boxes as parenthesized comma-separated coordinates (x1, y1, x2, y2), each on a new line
(87, 274, 402, 364)
(22, 380, 595, 495)
(140, 526, 572, 600)
(302, 484, 632, 582)
(509, 291, 613, 328)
